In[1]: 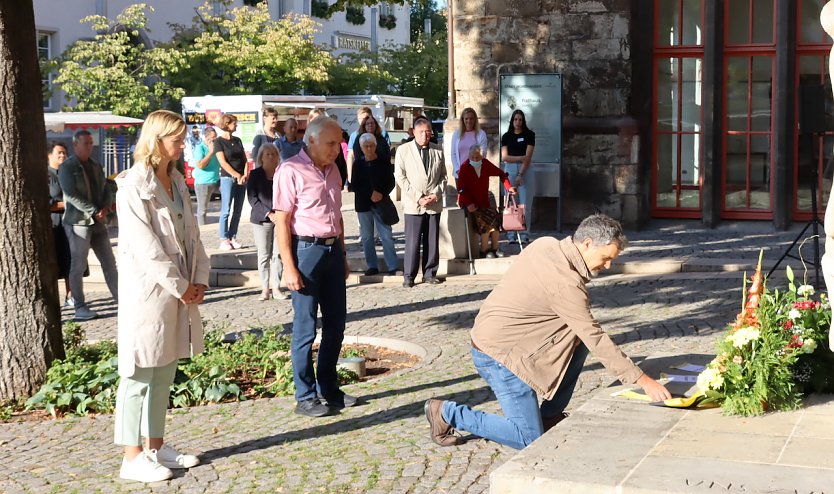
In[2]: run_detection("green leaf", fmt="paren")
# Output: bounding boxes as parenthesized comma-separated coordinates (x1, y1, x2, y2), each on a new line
(786, 265, 795, 284)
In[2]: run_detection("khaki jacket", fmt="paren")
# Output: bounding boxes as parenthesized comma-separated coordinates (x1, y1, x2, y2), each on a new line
(394, 140, 447, 215)
(114, 163, 210, 377)
(471, 236, 643, 400)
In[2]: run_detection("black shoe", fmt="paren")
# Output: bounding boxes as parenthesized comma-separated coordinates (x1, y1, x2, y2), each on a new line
(319, 391, 358, 408)
(364, 268, 379, 276)
(387, 270, 398, 276)
(425, 277, 442, 285)
(485, 251, 497, 259)
(403, 279, 415, 288)
(494, 249, 506, 258)
(294, 398, 331, 417)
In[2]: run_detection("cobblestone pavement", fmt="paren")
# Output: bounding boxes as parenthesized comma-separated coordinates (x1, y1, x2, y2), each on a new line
(1, 193, 814, 493)
(1, 268, 748, 494)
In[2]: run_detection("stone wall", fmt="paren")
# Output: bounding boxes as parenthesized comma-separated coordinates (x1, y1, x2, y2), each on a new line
(448, 0, 644, 228)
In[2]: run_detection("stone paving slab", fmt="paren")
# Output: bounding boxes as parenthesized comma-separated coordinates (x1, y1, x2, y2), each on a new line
(490, 353, 834, 494)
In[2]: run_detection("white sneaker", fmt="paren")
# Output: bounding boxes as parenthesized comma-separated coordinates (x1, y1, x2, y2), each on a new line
(219, 239, 233, 251)
(272, 287, 290, 300)
(155, 443, 200, 469)
(73, 306, 98, 321)
(119, 449, 173, 482)
(230, 238, 244, 249)
(64, 296, 75, 308)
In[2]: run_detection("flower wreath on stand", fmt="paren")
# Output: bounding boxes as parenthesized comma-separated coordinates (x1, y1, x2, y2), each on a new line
(697, 250, 833, 416)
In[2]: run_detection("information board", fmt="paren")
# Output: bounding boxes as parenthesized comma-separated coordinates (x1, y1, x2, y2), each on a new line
(499, 73, 562, 165)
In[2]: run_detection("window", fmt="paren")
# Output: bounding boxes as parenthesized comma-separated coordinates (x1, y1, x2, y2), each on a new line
(379, 2, 394, 17)
(793, 0, 834, 220)
(721, 0, 776, 217)
(652, 0, 704, 216)
(37, 31, 53, 110)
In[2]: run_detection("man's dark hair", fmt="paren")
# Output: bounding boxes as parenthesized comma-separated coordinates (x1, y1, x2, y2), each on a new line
(574, 214, 627, 250)
(72, 129, 92, 143)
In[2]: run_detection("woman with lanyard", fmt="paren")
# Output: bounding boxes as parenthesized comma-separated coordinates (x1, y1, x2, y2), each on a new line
(500, 109, 535, 244)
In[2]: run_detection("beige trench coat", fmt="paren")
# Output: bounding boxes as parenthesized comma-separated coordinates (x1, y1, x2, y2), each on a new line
(114, 163, 210, 377)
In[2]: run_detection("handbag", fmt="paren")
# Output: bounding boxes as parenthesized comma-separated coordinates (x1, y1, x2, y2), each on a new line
(373, 196, 400, 225)
(502, 193, 526, 231)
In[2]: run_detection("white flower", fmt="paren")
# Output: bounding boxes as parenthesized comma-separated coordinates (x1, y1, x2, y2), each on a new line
(803, 338, 818, 354)
(788, 309, 802, 320)
(727, 327, 761, 348)
(697, 367, 724, 393)
(797, 285, 815, 297)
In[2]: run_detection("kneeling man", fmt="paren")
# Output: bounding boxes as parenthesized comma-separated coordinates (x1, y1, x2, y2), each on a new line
(425, 214, 671, 449)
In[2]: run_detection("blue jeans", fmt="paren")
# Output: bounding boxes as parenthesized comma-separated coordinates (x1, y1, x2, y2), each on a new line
(219, 177, 246, 240)
(357, 208, 398, 271)
(443, 344, 589, 449)
(502, 162, 530, 238)
(290, 238, 347, 401)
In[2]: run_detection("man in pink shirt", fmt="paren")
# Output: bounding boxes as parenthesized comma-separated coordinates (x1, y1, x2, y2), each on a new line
(273, 117, 355, 417)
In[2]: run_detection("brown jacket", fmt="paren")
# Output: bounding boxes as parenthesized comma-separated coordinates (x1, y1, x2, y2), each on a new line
(471, 236, 643, 400)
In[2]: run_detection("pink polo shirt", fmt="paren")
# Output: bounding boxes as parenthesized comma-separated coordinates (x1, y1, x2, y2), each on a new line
(273, 149, 343, 238)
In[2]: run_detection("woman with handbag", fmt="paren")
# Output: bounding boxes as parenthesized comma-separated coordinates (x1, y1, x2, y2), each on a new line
(501, 109, 535, 244)
(457, 144, 516, 258)
(353, 133, 399, 275)
(113, 110, 210, 482)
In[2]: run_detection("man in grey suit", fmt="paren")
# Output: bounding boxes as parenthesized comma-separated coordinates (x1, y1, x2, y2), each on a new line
(394, 118, 447, 287)
(58, 130, 119, 321)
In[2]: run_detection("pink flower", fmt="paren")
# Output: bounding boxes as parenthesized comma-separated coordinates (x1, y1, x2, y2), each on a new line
(733, 355, 743, 364)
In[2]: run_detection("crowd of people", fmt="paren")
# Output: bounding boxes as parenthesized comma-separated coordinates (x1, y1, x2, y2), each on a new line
(44, 107, 670, 484)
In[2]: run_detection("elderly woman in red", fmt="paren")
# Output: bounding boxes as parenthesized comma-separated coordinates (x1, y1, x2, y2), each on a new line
(457, 144, 516, 258)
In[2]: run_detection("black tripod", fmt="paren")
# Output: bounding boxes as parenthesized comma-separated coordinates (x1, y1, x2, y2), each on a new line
(768, 133, 823, 289)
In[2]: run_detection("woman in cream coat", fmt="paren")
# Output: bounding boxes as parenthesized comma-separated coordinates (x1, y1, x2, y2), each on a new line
(113, 110, 210, 483)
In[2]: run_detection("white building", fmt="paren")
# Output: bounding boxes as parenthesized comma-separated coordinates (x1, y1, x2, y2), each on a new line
(34, 0, 411, 111)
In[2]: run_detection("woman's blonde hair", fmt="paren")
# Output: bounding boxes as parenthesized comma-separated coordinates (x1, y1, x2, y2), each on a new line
(133, 110, 186, 171)
(256, 143, 280, 168)
(458, 107, 480, 134)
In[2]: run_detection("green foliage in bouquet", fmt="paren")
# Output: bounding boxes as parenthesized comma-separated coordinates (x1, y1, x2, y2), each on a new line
(699, 259, 832, 416)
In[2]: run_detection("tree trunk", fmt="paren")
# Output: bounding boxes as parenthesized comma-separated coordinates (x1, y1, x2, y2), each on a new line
(0, 0, 64, 402)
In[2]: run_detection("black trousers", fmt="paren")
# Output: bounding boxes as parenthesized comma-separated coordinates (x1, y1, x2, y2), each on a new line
(403, 213, 441, 281)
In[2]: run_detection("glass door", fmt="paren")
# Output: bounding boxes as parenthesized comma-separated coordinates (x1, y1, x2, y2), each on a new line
(652, 0, 704, 218)
(721, 0, 776, 219)
(795, 0, 834, 221)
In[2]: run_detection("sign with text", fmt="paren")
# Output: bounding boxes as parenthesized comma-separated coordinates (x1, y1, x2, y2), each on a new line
(499, 73, 562, 164)
(333, 33, 372, 51)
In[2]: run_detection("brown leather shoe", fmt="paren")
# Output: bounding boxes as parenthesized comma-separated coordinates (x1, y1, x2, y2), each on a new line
(424, 399, 460, 446)
(542, 412, 569, 432)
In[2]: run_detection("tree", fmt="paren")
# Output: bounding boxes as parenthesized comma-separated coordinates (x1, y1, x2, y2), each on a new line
(378, 32, 448, 109)
(168, 2, 334, 96)
(51, 4, 185, 118)
(410, 0, 447, 43)
(0, 0, 64, 402)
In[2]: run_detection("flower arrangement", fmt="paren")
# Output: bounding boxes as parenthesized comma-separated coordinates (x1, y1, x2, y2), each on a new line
(346, 6, 366, 25)
(379, 14, 396, 30)
(698, 252, 832, 416)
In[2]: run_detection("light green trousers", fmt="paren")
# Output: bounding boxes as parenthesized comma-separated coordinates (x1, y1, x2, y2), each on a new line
(113, 360, 178, 446)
